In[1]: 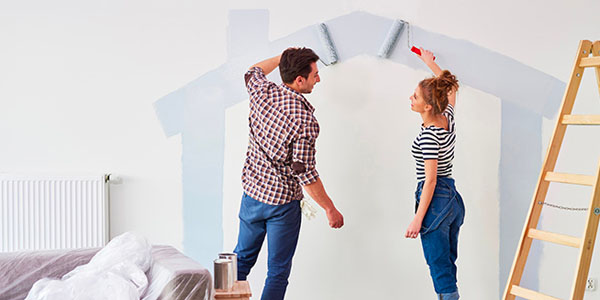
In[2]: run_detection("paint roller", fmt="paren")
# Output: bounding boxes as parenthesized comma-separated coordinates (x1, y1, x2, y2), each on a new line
(377, 19, 436, 61)
(317, 23, 338, 65)
(377, 19, 407, 58)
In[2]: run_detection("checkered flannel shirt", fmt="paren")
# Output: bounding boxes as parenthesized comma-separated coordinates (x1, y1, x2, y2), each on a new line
(241, 67, 320, 205)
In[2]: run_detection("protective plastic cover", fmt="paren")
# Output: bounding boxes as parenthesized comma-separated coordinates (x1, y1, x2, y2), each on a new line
(0, 232, 213, 300)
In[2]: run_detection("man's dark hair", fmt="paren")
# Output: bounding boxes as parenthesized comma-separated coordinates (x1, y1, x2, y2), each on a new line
(279, 48, 320, 84)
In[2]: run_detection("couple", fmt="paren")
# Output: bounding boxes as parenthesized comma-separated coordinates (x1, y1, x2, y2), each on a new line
(233, 47, 465, 300)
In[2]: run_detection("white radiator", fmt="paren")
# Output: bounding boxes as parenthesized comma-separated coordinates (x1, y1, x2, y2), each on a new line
(0, 174, 110, 252)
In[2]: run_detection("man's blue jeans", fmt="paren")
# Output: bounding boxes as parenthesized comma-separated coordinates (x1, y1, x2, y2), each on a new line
(415, 177, 465, 299)
(234, 193, 301, 300)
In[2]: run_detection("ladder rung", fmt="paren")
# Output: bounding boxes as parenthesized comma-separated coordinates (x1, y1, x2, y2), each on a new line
(545, 172, 595, 186)
(510, 285, 561, 300)
(527, 228, 581, 248)
(580, 56, 600, 67)
(562, 114, 600, 125)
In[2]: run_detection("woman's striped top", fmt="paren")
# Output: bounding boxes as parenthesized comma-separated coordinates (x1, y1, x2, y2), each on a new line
(411, 104, 456, 182)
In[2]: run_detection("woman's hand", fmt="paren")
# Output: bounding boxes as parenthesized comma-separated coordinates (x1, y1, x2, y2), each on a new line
(405, 217, 422, 239)
(418, 48, 436, 65)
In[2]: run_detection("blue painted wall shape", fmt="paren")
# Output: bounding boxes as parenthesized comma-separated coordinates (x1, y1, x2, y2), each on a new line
(154, 10, 566, 293)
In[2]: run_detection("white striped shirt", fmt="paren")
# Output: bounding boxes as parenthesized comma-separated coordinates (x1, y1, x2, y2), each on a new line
(411, 104, 456, 182)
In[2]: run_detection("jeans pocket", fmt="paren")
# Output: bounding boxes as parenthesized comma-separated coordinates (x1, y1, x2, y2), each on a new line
(269, 200, 301, 225)
(433, 183, 453, 197)
(420, 192, 453, 234)
(239, 193, 253, 219)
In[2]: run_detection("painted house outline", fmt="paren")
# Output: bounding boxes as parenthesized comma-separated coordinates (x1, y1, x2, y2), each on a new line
(153, 10, 565, 289)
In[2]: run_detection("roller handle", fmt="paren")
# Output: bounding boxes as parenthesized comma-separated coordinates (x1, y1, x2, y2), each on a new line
(411, 46, 436, 61)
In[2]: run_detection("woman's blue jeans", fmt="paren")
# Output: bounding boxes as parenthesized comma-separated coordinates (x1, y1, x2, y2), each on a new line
(415, 177, 465, 299)
(234, 193, 301, 300)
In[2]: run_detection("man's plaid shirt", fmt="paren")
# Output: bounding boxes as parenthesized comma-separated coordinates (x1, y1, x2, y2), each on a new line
(241, 67, 320, 205)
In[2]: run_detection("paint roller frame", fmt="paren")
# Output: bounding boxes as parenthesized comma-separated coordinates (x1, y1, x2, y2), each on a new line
(378, 19, 407, 58)
(317, 23, 339, 66)
(377, 19, 437, 61)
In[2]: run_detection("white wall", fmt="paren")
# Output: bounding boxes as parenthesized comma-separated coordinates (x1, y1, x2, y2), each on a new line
(224, 57, 501, 299)
(2, 0, 600, 299)
(0, 0, 207, 249)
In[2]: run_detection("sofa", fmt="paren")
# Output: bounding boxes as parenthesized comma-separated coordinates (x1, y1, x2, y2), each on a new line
(0, 245, 213, 300)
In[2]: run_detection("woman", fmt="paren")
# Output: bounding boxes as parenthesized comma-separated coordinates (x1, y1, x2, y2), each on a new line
(405, 48, 465, 300)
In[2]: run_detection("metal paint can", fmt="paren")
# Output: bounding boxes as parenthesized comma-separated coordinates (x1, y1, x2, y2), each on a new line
(218, 252, 238, 282)
(214, 258, 234, 291)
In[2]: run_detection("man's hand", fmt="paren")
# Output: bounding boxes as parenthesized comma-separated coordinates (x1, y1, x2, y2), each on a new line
(326, 207, 344, 229)
(250, 54, 282, 76)
(302, 178, 344, 229)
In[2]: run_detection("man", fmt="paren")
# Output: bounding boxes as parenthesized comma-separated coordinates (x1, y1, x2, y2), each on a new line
(234, 47, 344, 300)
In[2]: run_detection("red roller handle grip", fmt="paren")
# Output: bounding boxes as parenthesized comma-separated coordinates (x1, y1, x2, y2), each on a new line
(411, 46, 436, 60)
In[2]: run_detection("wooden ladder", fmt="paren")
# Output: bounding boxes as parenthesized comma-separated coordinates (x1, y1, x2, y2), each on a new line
(503, 39, 600, 300)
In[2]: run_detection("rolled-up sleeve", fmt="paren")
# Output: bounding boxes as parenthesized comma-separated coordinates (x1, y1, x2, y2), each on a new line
(244, 67, 269, 98)
(291, 121, 320, 186)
